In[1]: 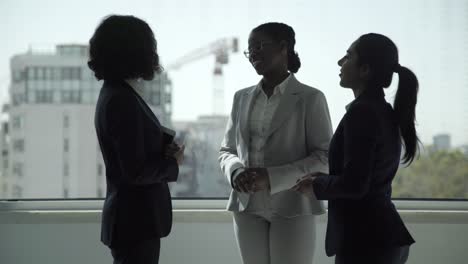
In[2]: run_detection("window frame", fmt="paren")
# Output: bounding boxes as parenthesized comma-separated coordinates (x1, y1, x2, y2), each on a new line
(0, 199, 467, 212)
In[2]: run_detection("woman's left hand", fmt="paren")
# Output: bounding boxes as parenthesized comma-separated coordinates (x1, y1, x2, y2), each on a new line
(246, 168, 270, 192)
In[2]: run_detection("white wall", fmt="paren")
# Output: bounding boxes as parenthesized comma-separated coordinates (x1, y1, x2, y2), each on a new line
(1, 208, 468, 264)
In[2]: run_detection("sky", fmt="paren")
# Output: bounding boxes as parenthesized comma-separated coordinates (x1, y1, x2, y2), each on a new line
(0, 0, 467, 146)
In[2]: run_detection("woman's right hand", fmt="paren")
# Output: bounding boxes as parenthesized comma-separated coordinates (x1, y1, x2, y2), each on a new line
(233, 170, 255, 193)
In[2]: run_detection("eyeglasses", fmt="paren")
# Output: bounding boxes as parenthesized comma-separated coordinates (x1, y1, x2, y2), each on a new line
(243, 41, 274, 58)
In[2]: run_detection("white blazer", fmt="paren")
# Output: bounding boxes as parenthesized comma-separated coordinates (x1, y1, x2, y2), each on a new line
(219, 74, 333, 217)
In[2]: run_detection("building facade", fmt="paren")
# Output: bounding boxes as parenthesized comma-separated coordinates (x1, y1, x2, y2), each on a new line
(0, 44, 173, 199)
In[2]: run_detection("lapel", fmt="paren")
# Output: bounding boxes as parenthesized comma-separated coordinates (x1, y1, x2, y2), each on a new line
(266, 74, 303, 138)
(239, 85, 258, 144)
(121, 80, 161, 127)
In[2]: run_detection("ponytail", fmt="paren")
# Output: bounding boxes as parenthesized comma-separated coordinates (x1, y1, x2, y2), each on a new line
(393, 65, 420, 165)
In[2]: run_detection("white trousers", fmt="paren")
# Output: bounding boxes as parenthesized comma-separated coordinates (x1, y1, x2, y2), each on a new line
(233, 211, 316, 264)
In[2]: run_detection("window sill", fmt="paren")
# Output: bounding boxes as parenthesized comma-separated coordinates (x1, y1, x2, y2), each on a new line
(0, 200, 467, 225)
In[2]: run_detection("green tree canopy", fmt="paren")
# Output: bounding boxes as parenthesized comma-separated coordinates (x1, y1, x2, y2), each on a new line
(393, 146, 468, 199)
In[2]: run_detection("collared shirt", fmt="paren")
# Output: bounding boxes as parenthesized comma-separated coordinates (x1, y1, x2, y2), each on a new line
(238, 74, 292, 212)
(248, 75, 291, 167)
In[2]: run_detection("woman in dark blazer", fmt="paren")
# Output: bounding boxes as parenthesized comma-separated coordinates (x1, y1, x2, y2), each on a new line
(89, 15, 184, 264)
(294, 33, 418, 264)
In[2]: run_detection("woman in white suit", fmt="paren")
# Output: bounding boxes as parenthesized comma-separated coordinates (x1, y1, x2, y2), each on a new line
(219, 22, 333, 264)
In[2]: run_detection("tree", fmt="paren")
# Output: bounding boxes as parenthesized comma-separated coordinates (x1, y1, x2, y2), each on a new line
(392, 146, 468, 199)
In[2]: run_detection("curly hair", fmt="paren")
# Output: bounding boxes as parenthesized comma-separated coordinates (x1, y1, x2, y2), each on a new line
(88, 15, 161, 81)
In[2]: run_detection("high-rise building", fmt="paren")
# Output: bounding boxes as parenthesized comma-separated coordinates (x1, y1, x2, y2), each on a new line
(0, 44, 173, 199)
(433, 133, 452, 151)
(172, 115, 230, 197)
(0, 115, 8, 198)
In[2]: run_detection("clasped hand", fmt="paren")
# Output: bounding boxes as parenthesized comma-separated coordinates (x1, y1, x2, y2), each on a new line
(233, 168, 270, 193)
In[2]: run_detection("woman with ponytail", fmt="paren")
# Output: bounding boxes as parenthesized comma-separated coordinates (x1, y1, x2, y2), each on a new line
(219, 22, 333, 264)
(293, 33, 418, 263)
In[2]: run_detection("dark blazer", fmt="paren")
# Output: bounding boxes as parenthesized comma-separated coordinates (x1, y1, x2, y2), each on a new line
(95, 80, 178, 248)
(312, 88, 415, 256)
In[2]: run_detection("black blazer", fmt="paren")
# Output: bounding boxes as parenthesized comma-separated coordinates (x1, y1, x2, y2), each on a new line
(95, 80, 178, 248)
(313, 88, 415, 256)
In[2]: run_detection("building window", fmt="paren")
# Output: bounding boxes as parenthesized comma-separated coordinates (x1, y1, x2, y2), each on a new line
(12, 185, 22, 198)
(72, 67, 81, 80)
(37, 67, 45, 80)
(63, 163, 69, 177)
(12, 95, 20, 106)
(47, 90, 54, 102)
(61, 90, 81, 104)
(11, 116, 23, 130)
(63, 115, 70, 128)
(52, 68, 61, 80)
(28, 80, 38, 90)
(64, 138, 69, 152)
(97, 164, 104, 197)
(2, 122, 8, 134)
(26, 67, 36, 80)
(97, 163, 103, 176)
(2, 184, 7, 195)
(34, 91, 43, 102)
(62, 68, 71, 80)
(71, 90, 81, 103)
(45, 67, 53, 80)
(61, 67, 81, 80)
(164, 103, 171, 114)
(97, 187, 104, 198)
(34, 90, 53, 103)
(151, 91, 161, 105)
(12, 162, 23, 177)
(12, 139, 25, 152)
(12, 70, 25, 82)
(61, 91, 71, 103)
(82, 90, 93, 104)
(27, 90, 34, 103)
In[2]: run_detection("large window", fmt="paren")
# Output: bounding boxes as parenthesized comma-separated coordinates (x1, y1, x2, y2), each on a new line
(0, 0, 467, 200)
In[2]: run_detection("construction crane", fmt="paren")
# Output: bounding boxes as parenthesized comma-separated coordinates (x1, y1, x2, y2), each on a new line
(165, 37, 239, 115)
